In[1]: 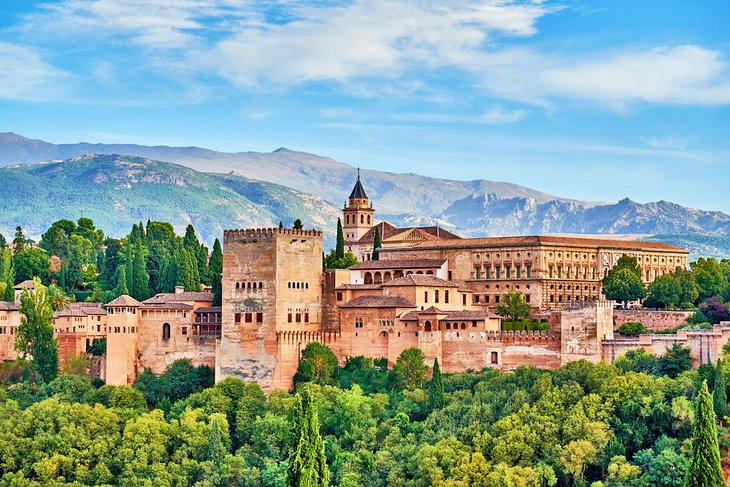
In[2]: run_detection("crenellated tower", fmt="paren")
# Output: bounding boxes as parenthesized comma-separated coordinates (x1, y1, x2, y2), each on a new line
(343, 169, 375, 243)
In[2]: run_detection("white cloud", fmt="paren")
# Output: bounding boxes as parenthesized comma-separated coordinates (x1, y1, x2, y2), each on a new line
(0, 42, 69, 102)
(642, 135, 694, 150)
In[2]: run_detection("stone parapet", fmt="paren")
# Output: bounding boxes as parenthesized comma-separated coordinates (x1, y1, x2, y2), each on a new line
(224, 228, 323, 243)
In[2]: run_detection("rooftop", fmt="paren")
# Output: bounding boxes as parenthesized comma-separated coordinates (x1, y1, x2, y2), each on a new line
(13, 280, 36, 290)
(348, 258, 446, 270)
(382, 274, 460, 288)
(385, 235, 687, 253)
(143, 291, 213, 304)
(340, 295, 416, 309)
(349, 173, 368, 199)
(195, 306, 222, 314)
(106, 295, 141, 307)
(354, 222, 461, 245)
(54, 302, 107, 317)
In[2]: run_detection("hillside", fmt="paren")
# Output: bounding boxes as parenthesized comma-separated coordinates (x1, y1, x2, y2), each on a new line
(643, 234, 730, 261)
(2, 133, 730, 242)
(0, 154, 340, 244)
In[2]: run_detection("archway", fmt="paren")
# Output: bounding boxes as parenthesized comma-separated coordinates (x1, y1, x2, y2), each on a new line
(364, 272, 373, 284)
(424, 321, 432, 332)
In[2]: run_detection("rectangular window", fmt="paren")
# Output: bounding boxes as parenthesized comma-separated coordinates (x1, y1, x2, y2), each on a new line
(296, 313, 301, 323)
(549, 265, 553, 278)
(516, 266, 521, 278)
(287, 313, 292, 323)
(234, 313, 241, 323)
(304, 313, 309, 323)
(525, 294, 531, 303)
(355, 317, 363, 328)
(448, 271, 453, 281)
(445, 291, 449, 303)
(337, 292, 343, 301)
(495, 295, 500, 304)
(592, 267, 596, 279)
(557, 267, 562, 278)
(527, 266, 532, 278)
(424, 291, 428, 303)
(506, 267, 511, 279)
(462, 294, 467, 305)
(435, 290, 439, 303)
(182, 326, 187, 336)
(491, 351, 498, 364)
(245, 313, 252, 323)
(475, 267, 481, 279)
(256, 312, 263, 323)
(496, 267, 501, 279)
(485, 295, 490, 304)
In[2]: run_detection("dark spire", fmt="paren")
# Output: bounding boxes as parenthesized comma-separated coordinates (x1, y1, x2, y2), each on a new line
(348, 168, 368, 199)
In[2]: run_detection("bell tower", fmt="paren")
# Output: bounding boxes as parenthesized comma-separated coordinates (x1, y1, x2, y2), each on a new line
(343, 169, 375, 243)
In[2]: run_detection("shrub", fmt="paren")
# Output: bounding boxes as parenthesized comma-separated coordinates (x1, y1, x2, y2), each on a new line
(617, 321, 647, 336)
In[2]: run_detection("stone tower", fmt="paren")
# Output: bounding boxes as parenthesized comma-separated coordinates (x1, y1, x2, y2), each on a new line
(105, 295, 140, 385)
(217, 228, 324, 391)
(343, 169, 375, 243)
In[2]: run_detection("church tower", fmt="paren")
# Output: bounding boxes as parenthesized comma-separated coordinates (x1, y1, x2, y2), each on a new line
(343, 169, 375, 243)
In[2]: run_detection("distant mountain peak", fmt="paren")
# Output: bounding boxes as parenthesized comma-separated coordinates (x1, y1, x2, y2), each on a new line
(273, 147, 291, 153)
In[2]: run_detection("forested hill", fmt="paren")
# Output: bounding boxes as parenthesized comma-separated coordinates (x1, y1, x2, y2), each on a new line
(0, 154, 340, 244)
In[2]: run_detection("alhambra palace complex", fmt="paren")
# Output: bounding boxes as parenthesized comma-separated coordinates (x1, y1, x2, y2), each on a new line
(0, 175, 728, 390)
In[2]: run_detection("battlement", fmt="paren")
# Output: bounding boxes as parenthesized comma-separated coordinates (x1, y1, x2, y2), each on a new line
(561, 300, 613, 311)
(224, 228, 323, 243)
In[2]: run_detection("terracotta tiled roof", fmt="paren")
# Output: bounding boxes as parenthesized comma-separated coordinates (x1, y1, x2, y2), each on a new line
(341, 295, 416, 308)
(382, 274, 460, 288)
(420, 306, 444, 314)
(440, 310, 501, 321)
(106, 295, 141, 307)
(354, 222, 461, 245)
(140, 302, 194, 311)
(386, 235, 687, 253)
(195, 306, 222, 314)
(0, 301, 19, 311)
(143, 292, 213, 304)
(399, 311, 420, 321)
(334, 284, 384, 290)
(54, 303, 107, 318)
(13, 280, 35, 289)
(348, 259, 446, 270)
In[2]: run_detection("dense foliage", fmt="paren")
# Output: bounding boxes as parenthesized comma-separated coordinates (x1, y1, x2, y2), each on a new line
(1, 347, 730, 486)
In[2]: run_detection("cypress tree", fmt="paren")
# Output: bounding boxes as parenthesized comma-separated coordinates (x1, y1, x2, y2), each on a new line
(115, 266, 129, 296)
(287, 388, 329, 487)
(205, 417, 228, 463)
(372, 226, 381, 261)
(209, 239, 223, 306)
(279, 221, 284, 229)
(15, 278, 58, 383)
(12, 226, 25, 254)
(124, 243, 133, 293)
(131, 245, 150, 301)
(58, 265, 67, 291)
(713, 359, 728, 424)
(335, 218, 345, 260)
(685, 381, 725, 487)
(428, 358, 445, 410)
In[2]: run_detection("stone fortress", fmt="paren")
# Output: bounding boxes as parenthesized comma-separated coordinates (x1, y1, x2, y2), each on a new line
(0, 174, 727, 390)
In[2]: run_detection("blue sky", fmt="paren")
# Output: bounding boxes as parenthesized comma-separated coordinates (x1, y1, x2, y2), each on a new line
(1, 1, 729, 212)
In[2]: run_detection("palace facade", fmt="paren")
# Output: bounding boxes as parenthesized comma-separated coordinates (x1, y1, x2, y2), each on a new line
(0, 173, 717, 392)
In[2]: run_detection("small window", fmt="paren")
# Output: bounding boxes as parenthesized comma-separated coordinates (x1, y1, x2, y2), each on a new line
(296, 313, 301, 323)
(337, 292, 343, 301)
(304, 313, 309, 323)
(162, 323, 171, 340)
(288, 313, 292, 323)
(181, 326, 187, 336)
(491, 351, 498, 364)
(234, 313, 241, 323)
(245, 313, 253, 323)
(256, 312, 263, 323)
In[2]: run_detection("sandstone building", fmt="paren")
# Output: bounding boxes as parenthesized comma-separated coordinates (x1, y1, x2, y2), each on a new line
(0, 173, 713, 392)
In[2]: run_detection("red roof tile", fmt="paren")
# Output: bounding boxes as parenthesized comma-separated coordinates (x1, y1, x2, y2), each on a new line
(382, 275, 459, 288)
(348, 259, 446, 270)
(340, 295, 416, 308)
(106, 295, 141, 307)
(143, 292, 213, 304)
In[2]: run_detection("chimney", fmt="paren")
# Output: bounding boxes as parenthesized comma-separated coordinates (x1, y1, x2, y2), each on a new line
(174, 286, 185, 294)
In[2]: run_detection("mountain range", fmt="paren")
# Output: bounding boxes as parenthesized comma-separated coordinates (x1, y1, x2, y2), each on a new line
(1, 132, 730, 257)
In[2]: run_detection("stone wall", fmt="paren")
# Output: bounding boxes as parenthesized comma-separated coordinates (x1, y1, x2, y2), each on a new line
(614, 310, 693, 331)
(558, 301, 614, 365)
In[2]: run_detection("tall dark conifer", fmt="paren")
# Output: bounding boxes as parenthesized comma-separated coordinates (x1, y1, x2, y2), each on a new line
(685, 381, 725, 487)
(287, 388, 329, 487)
(209, 239, 223, 306)
(131, 245, 150, 301)
(713, 359, 728, 424)
(372, 226, 381, 261)
(428, 358, 445, 410)
(335, 218, 345, 260)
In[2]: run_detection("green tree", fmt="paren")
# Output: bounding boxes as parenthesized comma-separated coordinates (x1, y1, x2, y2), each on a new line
(12, 225, 25, 254)
(0, 248, 15, 301)
(691, 258, 728, 302)
(46, 283, 71, 311)
(713, 359, 727, 424)
(428, 358, 444, 410)
(324, 250, 358, 270)
(209, 238, 223, 306)
(14, 247, 50, 283)
(372, 226, 381, 261)
(496, 290, 531, 321)
(293, 219, 304, 230)
(294, 342, 339, 386)
(602, 264, 646, 308)
(648, 273, 681, 309)
(131, 244, 150, 301)
(394, 348, 428, 389)
(658, 343, 693, 378)
(675, 268, 700, 307)
(335, 218, 345, 260)
(115, 265, 129, 296)
(15, 277, 58, 382)
(685, 382, 725, 487)
(617, 321, 647, 336)
(287, 388, 330, 487)
(0, 232, 6, 248)
(205, 415, 229, 463)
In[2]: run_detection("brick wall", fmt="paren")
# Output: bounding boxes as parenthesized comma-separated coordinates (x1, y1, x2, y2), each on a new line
(614, 310, 693, 331)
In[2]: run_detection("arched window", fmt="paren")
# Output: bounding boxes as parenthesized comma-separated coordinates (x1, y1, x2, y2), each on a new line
(360, 214, 364, 224)
(162, 323, 171, 340)
(424, 321, 432, 332)
(367, 215, 371, 224)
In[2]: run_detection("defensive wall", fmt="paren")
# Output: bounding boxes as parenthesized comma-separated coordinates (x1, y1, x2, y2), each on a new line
(613, 309, 693, 331)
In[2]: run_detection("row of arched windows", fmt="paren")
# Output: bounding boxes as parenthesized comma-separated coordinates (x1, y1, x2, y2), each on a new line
(345, 214, 371, 225)
(236, 281, 263, 290)
(287, 282, 309, 289)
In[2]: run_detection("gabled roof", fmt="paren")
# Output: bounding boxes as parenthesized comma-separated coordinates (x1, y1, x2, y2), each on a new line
(440, 310, 501, 321)
(348, 259, 446, 270)
(341, 295, 416, 309)
(143, 292, 213, 304)
(355, 222, 461, 245)
(382, 274, 460, 288)
(140, 302, 194, 311)
(54, 302, 107, 318)
(420, 306, 444, 314)
(334, 284, 384, 290)
(13, 280, 35, 290)
(195, 306, 222, 314)
(106, 295, 140, 307)
(394, 235, 687, 253)
(349, 174, 368, 199)
(0, 301, 19, 311)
